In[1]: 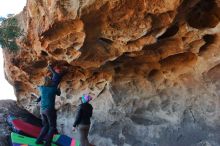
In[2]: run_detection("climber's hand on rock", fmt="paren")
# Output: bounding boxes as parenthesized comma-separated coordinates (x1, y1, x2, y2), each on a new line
(31, 93, 37, 98)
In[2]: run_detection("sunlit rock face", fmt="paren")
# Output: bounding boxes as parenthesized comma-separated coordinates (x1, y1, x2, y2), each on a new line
(3, 0, 220, 145)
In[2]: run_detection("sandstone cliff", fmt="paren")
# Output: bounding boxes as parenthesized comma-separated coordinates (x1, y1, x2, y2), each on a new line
(3, 0, 220, 145)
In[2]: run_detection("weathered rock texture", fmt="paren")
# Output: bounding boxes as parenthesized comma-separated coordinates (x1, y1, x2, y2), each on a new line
(0, 100, 41, 146)
(2, 0, 220, 145)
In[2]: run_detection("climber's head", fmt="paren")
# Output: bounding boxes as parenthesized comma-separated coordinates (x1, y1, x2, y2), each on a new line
(53, 65, 61, 74)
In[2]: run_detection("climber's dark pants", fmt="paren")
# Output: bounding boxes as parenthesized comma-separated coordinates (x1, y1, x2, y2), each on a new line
(36, 109, 56, 146)
(79, 124, 90, 146)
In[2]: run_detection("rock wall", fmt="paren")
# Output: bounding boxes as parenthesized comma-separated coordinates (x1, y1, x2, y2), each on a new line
(3, 0, 220, 145)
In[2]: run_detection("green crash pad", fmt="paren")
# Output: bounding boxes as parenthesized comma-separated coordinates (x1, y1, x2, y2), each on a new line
(11, 132, 58, 146)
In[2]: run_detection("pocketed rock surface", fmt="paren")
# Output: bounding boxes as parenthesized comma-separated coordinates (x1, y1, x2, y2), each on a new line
(2, 0, 220, 145)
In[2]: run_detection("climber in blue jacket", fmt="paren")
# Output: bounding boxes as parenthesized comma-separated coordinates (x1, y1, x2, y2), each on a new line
(34, 79, 61, 146)
(34, 61, 63, 103)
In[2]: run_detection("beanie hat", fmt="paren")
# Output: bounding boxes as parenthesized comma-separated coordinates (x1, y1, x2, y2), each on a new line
(53, 66, 61, 73)
(81, 94, 92, 103)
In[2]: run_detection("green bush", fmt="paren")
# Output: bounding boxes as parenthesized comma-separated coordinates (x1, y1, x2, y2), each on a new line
(0, 17, 23, 52)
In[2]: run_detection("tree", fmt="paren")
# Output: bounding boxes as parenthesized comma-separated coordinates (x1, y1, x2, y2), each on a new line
(0, 17, 23, 52)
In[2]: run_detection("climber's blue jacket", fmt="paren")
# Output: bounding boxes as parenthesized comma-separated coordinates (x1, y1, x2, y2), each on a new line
(37, 86, 61, 111)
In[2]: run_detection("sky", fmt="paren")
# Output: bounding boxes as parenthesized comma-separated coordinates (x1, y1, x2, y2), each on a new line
(0, 0, 26, 100)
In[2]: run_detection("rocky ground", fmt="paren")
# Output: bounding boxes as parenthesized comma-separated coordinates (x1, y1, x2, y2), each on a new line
(0, 100, 41, 146)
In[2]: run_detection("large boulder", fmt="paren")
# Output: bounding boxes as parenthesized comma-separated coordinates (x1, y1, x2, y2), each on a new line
(2, 0, 220, 145)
